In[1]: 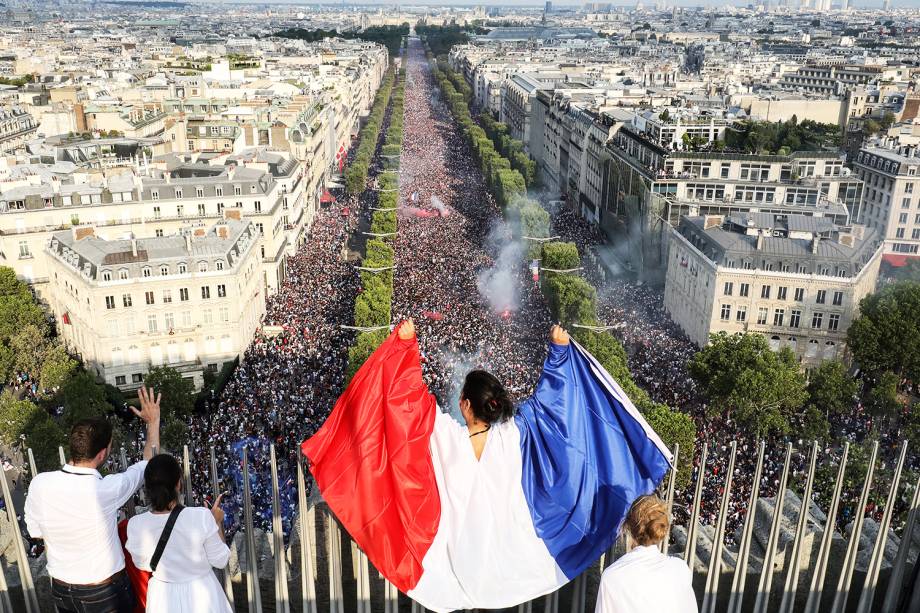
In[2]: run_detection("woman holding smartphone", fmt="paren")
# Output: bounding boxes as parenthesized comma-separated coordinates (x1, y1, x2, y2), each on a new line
(126, 454, 233, 613)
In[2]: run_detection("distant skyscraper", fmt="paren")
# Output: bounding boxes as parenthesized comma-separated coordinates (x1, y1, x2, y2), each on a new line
(545, 1, 553, 13)
(883, 0, 891, 9)
(840, 0, 848, 9)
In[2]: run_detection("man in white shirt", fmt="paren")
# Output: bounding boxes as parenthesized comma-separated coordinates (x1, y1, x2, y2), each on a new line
(25, 386, 161, 613)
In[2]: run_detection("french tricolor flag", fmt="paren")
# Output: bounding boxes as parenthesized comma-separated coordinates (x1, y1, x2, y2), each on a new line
(302, 327, 673, 612)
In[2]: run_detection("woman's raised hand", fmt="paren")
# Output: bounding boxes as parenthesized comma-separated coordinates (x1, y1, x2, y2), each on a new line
(550, 324, 570, 346)
(398, 319, 416, 340)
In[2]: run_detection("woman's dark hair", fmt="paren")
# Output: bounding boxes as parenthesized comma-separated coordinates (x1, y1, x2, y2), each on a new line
(144, 454, 182, 512)
(461, 370, 514, 424)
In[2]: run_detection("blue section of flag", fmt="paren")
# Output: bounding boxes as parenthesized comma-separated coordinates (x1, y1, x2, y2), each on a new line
(515, 341, 672, 580)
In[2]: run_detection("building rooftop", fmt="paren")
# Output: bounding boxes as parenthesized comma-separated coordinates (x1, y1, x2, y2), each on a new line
(677, 213, 881, 276)
(47, 218, 257, 281)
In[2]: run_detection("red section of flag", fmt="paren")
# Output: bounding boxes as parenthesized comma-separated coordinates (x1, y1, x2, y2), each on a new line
(320, 190, 335, 204)
(422, 310, 443, 321)
(301, 329, 440, 593)
(62, 312, 71, 325)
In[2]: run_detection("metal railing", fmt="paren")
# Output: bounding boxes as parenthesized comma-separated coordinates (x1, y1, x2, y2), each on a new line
(0, 439, 916, 613)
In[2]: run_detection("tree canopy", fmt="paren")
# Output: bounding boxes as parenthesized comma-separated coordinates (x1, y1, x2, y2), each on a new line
(807, 359, 858, 418)
(689, 332, 808, 437)
(847, 281, 920, 381)
(725, 118, 841, 154)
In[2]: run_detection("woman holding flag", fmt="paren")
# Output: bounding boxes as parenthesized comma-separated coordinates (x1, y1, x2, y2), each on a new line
(302, 320, 676, 612)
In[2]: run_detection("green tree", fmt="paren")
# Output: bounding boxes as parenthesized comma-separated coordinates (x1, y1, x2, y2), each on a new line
(641, 402, 696, 489)
(848, 281, 920, 381)
(27, 417, 66, 470)
(689, 332, 808, 436)
(56, 371, 112, 430)
(807, 359, 858, 417)
(0, 392, 44, 447)
(144, 366, 195, 420)
(10, 324, 49, 376)
(161, 418, 189, 455)
(40, 343, 78, 393)
(865, 371, 902, 424)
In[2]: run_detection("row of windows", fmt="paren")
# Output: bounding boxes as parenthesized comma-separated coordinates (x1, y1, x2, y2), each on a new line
(104, 285, 227, 309)
(101, 261, 225, 281)
(106, 307, 232, 336)
(719, 304, 841, 330)
(150, 184, 254, 200)
(722, 282, 843, 305)
(113, 363, 223, 387)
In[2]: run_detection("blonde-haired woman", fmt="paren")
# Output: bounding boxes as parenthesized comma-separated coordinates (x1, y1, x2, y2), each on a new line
(594, 495, 698, 613)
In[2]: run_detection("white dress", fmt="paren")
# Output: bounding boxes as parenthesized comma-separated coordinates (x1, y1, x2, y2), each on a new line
(594, 545, 698, 613)
(126, 507, 233, 613)
(407, 410, 567, 611)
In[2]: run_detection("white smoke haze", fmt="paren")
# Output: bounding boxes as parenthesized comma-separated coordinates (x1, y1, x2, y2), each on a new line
(438, 346, 485, 424)
(430, 195, 448, 216)
(477, 220, 525, 314)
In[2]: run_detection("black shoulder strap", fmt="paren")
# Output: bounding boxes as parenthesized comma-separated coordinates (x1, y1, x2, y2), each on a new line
(150, 505, 184, 572)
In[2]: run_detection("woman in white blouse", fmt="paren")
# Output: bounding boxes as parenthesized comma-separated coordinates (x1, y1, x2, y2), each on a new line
(126, 454, 233, 613)
(595, 495, 698, 613)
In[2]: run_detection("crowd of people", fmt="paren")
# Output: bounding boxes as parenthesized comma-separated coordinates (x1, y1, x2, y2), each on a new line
(390, 41, 554, 414)
(107, 39, 910, 549)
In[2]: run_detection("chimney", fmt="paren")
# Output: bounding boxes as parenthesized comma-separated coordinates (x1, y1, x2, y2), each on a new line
(131, 238, 138, 257)
(217, 225, 228, 239)
(185, 233, 192, 252)
(755, 233, 764, 250)
(72, 226, 94, 241)
(704, 214, 724, 230)
(811, 236, 820, 254)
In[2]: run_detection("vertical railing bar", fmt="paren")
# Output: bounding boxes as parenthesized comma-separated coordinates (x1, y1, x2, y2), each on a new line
(830, 440, 879, 613)
(0, 555, 13, 613)
(702, 440, 737, 613)
(26, 448, 37, 480)
(119, 447, 136, 519)
(855, 440, 908, 613)
(58, 445, 65, 467)
(727, 440, 766, 613)
(182, 444, 193, 506)
(684, 442, 708, 568)
(661, 443, 679, 555)
(210, 447, 235, 608)
(328, 512, 343, 613)
(308, 504, 317, 583)
(358, 547, 371, 613)
(881, 472, 920, 613)
(0, 459, 39, 613)
(297, 459, 317, 613)
(242, 446, 264, 613)
(752, 442, 793, 613)
(270, 445, 290, 613)
(778, 441, 819, 613)
(804, 442, 850, 613)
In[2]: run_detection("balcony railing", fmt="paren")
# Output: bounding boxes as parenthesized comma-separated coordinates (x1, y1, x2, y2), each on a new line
(2, 438, 917, 612)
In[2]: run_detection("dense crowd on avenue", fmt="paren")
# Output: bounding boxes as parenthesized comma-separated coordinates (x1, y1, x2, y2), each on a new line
(95, 41, 909, 548)
(392, 42, 553, 410)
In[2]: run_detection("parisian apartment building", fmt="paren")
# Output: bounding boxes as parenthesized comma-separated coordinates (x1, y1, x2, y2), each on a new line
(45, 219, 264, 390)
(664, 213, 883, 365)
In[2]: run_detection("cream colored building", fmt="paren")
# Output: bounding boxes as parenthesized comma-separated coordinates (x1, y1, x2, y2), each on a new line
(45, 219, 264, 390)
(664, 213, 883, 366)
(852, 141, 920, 259)
(0, 152, 309, 298)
